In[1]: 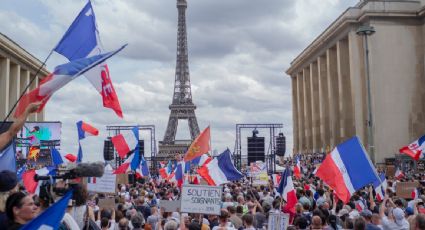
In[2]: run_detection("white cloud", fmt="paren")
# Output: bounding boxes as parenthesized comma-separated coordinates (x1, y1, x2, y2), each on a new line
(1, 0, 358, 162)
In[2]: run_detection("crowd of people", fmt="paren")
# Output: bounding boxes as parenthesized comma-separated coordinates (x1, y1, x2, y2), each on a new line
(0, 151, 424, 230)
(1, 104, 425, 229)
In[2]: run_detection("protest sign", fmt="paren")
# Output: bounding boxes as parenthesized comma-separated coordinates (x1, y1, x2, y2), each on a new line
(116, 173, 129, 185)
(159, 200, 180, 212)
(98, 198, 115, 210)
(268, 213, 290, 230)
(250, 161, 268, 186)
(87, 164, 116, 194)
(396, 181, 419, 198)
(180, 185, 222, 215)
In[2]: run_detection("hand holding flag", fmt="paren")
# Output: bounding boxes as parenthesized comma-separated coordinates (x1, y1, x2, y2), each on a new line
(14, 45, 126, 118)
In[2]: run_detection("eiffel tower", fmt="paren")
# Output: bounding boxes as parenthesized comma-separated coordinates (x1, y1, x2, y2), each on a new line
(158, 0, 200, 158)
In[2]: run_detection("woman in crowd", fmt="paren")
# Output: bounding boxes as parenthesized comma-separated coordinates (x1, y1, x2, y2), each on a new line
(69, 184, 95, 229)
(5, 192, 38, 230)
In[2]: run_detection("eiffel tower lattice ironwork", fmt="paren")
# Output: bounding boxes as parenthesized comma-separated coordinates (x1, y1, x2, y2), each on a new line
(158, 0, 200, 158)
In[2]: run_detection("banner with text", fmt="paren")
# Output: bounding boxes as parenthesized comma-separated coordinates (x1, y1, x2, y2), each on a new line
(180, 185, 222, 215)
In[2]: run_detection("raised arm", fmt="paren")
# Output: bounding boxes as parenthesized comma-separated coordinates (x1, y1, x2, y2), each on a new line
(0, 102, 41, 149)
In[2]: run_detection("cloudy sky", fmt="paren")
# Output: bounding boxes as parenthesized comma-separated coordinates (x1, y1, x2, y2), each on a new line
(1, 0, 358, 162)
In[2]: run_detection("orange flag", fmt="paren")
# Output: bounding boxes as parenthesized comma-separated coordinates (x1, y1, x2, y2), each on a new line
(183, 126, 211, 162)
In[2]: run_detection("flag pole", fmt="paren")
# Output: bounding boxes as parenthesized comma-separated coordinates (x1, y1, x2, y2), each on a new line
(0, 49, 54, 129)
(208, 125, 212, 156)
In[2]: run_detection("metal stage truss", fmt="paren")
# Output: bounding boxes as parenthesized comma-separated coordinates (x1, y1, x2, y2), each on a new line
(234, 123, 283, 174)
(106, 125, 157, 172)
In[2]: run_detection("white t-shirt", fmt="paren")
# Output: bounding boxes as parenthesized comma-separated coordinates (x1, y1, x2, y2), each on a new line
(62, 212, 80, 230)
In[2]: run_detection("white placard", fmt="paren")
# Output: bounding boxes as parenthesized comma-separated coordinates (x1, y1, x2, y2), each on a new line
(180, 185, 222, 215)
(268, 213, 290, 230)
(87, 164, 116, 193)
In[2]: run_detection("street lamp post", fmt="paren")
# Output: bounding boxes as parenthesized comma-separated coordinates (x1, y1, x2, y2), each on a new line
(356, 25, 376, 163)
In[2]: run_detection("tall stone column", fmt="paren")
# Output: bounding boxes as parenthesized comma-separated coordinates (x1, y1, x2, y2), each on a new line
(318, 55, 330, 151)
(0, 58, 10, 119)
(310, 62, 320, 152)
(327, 47, 340, 147)
(348, 31, 367, 145)
(9, 64, 20, 116)
(291, 76, 299, 154)
(303, 67, 312, 153)
(297, 72, 305, 152)
(337, 38, 355, 141)
(28, 74, 37, 122)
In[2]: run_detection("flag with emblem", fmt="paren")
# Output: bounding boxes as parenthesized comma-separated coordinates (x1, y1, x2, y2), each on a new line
(183, 126, 210, 162)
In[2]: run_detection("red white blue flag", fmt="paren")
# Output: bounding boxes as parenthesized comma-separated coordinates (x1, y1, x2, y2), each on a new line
(76, 120, 99, 162)
(54, 1, 123, 118)
(399, 134, 425, 161)
(14, 46, 126, 118)
(315, 136, 379, 203)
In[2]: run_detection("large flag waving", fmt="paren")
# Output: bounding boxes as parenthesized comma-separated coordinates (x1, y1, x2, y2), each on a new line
(315, 136, 378, 203)
(76, 120, 99, 162)
(54, 1, 123, 117)
(184, 126, 210, 162)
(14, 45, 126, 118)
(111, 126, 139, 158)
(113, 127, 140, 174)
(197, 149, 243, 186)
(20, 190, 73, 230)
(399, 134, 425, 161)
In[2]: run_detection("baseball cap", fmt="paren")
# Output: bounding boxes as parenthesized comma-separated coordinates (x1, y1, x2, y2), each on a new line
(360, 209, 373, 218)
(392, 208, 405, 225)
(0, 170, 18, 192)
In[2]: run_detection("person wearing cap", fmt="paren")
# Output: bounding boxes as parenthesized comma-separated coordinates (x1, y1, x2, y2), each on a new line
(0, 170, 19, 228)
(380, 196, 409, 229)
(0, 102, 41, 151)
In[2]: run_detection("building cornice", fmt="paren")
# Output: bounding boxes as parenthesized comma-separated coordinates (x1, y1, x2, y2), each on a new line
(0, 33, 49, 77)
(286, 0, 422, 76)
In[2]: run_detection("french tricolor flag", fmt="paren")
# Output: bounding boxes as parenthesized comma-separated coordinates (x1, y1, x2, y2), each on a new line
(54, 1, 123, 118)
(277, 167, 298, 213)
(111, 127, 139, 158)
(293, 157, 301, 179)
(315, 136, 379, 204)
(113, 129, 140, 174)
(373, 173, 387, 202)
(191, 154, 212, 167)
(113, 151, 139, 175)
(14, 47, 125, 118)
(77, 121, 99, 139)
(76, 120, 99, 162)
(395, 168, 405, 180)
(272, 174, 282, 187)
(197, 149, 243, 186)
(355, 199, 366, 212)
(159, 161, 173, 179)
(135, 156, 150, 179)
(412, 188, 420, 199)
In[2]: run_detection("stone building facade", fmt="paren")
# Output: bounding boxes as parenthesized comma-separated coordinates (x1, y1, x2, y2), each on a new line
(0, 33, 48, 122)
(286, 0, 425, 163)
